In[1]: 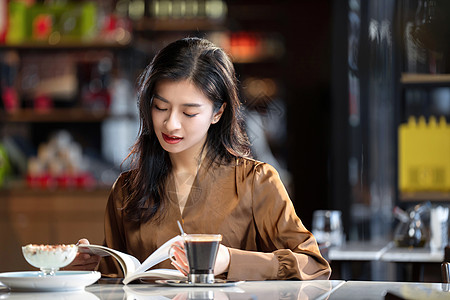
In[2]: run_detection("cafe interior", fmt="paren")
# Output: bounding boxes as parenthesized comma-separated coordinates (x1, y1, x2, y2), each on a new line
(1, 0, 450, 298)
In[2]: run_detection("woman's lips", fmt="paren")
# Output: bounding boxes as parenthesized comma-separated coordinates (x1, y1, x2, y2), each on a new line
(162, 133, 183, 144)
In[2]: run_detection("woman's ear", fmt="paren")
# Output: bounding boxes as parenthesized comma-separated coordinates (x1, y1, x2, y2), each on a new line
(212, 103, 226, 124)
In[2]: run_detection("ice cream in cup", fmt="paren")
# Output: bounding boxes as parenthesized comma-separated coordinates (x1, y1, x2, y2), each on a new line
(22, 244, 78, 276)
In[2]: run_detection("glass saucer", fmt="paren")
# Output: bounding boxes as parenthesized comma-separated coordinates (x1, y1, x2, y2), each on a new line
(155, 279, 244, 287)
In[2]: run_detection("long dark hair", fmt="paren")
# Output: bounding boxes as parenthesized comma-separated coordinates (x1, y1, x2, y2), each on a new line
(124, 37, 251, 223)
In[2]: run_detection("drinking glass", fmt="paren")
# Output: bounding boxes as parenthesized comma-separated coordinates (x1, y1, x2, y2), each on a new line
(312, 210, 344, 247)
(170, 234, 222, 284)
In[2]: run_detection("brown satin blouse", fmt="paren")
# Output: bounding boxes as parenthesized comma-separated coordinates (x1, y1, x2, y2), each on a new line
(99, 157, 331, 281)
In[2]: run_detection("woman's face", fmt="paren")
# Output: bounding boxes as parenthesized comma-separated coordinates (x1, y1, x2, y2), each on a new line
(151, 79, 224, 158)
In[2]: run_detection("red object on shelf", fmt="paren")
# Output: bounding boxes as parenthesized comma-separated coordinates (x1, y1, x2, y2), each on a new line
(26, 172, 53, 189)
(229, 32, 262, 62)
(83, 89, 111, 110)
(26, 172, 96, 190)
(32, 13, 52, 41)
(56, 173, 72, 188)
(34, 94, 53, 112)
(2, 87, 19, 112)
(74, 172, 96, 189)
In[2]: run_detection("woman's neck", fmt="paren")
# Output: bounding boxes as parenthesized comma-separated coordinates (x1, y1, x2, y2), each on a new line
(169, 149, 205, 175)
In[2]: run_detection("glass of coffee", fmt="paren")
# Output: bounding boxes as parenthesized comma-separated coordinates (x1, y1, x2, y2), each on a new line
(170, 234, 222, 284)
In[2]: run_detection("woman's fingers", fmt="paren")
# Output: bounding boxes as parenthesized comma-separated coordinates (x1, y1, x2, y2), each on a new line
(170, 245, 189, 275)
(172, 246, 188, 266)
(67, 260, 99, 271)
(74, 253, 101, 265)
(76, 238, 90, 245)
(66, 253, 101, 271)
(173, 251, 188, 269)
(171, 261, 188, 276)
(65, 252, 100, 271)
(62, 238, 100, 271)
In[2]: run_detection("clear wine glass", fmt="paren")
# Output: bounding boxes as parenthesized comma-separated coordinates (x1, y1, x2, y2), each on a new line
(312, 210, 344, 247)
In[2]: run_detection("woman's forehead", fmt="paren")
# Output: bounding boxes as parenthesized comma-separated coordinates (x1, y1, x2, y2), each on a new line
(154, 79, 213, 105)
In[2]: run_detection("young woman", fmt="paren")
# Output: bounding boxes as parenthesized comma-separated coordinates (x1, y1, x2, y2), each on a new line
(69, 37, 331, 280)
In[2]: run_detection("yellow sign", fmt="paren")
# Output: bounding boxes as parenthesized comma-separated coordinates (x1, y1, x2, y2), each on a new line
(399, 116, 450, 192)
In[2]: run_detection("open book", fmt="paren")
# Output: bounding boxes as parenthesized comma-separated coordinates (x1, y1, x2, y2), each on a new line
(78, 235, 185, 284)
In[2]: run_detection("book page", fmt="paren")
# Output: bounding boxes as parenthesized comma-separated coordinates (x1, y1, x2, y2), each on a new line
(78, 235, 182, 283)
(123, 268, 185, 284)
(134, 235, 183, 274)
(78, 244, 141, 276)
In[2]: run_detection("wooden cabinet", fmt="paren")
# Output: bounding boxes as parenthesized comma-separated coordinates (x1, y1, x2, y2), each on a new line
(0, 188, 109, 272)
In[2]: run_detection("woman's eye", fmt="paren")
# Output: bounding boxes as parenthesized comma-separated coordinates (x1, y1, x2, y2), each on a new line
(154, 104, 167, 111)
(184, 112, 198, 117)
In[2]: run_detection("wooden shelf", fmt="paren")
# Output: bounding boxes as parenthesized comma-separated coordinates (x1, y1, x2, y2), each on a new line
(401, 73, 450, 86)
(0, 40, 131, 51)
(399, 191, 450, 202)
(0, 179, 112, 196)
(134, 17, 226, 32)
(0, 185, 110, 197)
(1, 108, 134, 123)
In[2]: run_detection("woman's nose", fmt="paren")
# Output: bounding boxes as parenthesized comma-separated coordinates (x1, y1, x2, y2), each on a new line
(164, 112, 181, 130)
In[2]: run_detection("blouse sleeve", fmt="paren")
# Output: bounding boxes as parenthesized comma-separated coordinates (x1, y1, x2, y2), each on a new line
(98, 173, 128, 277)
(226, 162, 331, 281)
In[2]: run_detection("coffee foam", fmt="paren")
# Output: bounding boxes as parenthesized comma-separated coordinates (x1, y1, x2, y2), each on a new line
(184, 234, 222, 242)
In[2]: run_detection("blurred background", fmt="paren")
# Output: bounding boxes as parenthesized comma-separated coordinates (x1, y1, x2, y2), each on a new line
(1, 0, 449, 282)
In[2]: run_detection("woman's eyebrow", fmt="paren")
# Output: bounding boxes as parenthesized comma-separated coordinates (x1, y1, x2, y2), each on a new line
(153, 93, 203, 107)
(153, 93, 169, 103)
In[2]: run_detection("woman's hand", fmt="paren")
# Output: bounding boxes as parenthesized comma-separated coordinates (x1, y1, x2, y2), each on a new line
(63, 238, 101, 271)
(170, 241, 189, 275)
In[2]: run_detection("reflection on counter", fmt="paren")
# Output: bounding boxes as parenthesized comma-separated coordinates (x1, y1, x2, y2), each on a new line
(2, 280, 446, 300)
(0, 288, 99, 300)
(120, 280, 337, 300)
